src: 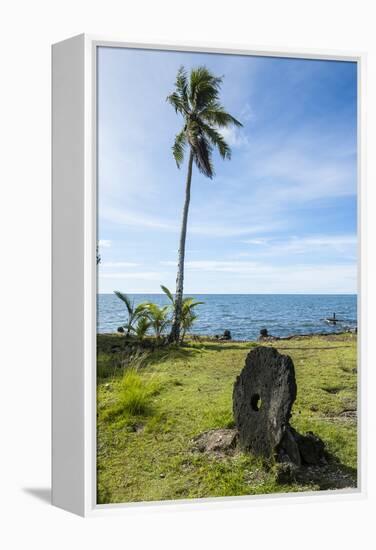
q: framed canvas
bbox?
[52,34,366,517]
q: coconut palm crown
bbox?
[167,66,242,177]
[167,66,242,342]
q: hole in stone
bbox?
[251,393,262,412]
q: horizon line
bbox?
[97,292,357,296]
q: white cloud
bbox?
[102,204,282,238]
[241,238,270,246]
[98,239,112,248]
[240,102,255,123]
[220,126,249,148]
[236,234,357,269]
[241,234,357,254]
[261,153,355,202]
[101,271,165,281]
[161,259,356,293]
[276,235,357,255]
[101,205,174,231]
[101,261,139,268]
[162,260,260,273]
[241,126,357,208]
[189,222,280,238]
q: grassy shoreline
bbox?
[97,332,357,504]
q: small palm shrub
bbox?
[114,291,150,336]
[144,303,170,340]
[181,308,197,342]
[134,316,151,340]
[161,285,203,342]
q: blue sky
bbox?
[97,47,357,294]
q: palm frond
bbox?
[199,122,231,160]
[182,312,197,326]
[134,316,151,339]
[172,129,187,168]
[143,302,167,319]
[175,66,189,104]
[190,132,214,178]
[114,291,133,316]
[134,302,151,316]
[200,104,243,128]
[144,302,171,338]
[189,67,223,111]
[182,298,204,311]
[166,91,187,115]
[161,285,174,303]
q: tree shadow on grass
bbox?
[271,345,353,351]
[146,345,202,364]
[184,342,255,352]
[130,341,254,367]
[292,453,357,491]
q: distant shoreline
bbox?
[97,292,357,296]
[96,329,357,342]
[97,294,357,340]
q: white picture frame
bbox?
[52,34,366,517]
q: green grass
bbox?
[101,368,161,422]
[96,332,357,504]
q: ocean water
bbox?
[97,294,357,341]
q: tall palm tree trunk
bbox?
[169,150,194,342]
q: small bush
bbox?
[120,369,157,415]
[103,368,160,421]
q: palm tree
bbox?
[166,66,242,342]
[161,285,203,342]
[114,291,149,337]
